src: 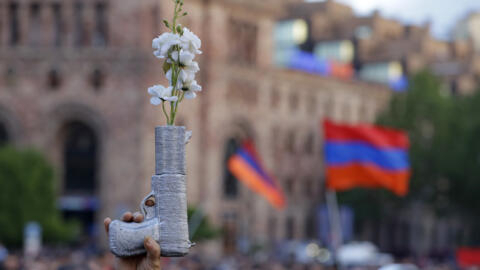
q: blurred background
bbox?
[0,0,480,269]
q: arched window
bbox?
[63,121,97,193]
[223,138,239,198]
[61,120,99,237]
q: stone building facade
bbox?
[0,0,390,254]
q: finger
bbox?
[122,212,134,222]
[133,212,144,223]
[104,218,111,234]
[144,236,161,268]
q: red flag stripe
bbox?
[324,120,409,149]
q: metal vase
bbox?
[153,126,191,256]
[108,126,191,257]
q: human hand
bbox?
[104,212,161,270]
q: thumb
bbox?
[144,236,161,268]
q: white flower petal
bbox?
[152,33,181,59]
[184,91,197,99]
[179,50,194,65]
[180,27,202,55]
[191,81,202,92]
[166,69,173,82]
[148,85,160,96]
[164,96,179,102]
[150,97,162,106]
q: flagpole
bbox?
[326,189,343,269]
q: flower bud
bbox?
[163,20,170,28]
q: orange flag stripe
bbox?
[228,156,286,209]
[327,163,410,196]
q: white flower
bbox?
[169,50,195,66]
[181,79,202,99]
[166,69,183,89]
[180,27,202,55]
[148,85,178,104]
[166,60,200,89]
[152,33,181,59]
[183,61,199,74]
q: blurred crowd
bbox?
[0,245,475,270]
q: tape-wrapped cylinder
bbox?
[152,174,190,256]
[155,126,186,175]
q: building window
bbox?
[289,92,299,112]
[342,103,352,122]
[271,126,280,160]
[9,2,20,46]
[74,2,86,47]
[270,88,280,109]
[223,138,239,198]
[90,68,105,91]
[305,132,314,155]
[61,120,98,236]
[305,213,316,239]
[304,177,314,198]
[228,18,258,66]
[93,2,108,47]
[0,122,9,146]
[268,216,277,242]
[5,67,16,87]
[286,130,295,153]
[285,177,294,196]
[52,3,63,47]
[29,3,42,46]
[286,217,295,239]
[222,213,237,255]
[307,95,316,114]
[0,4,3,46]
[47,69,61,90]
[63,121,98,193]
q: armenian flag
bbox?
[323,120,410,196]
[228,140,286,209]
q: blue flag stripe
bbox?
[237,149,276,187]
[325,141,409,170]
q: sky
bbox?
[306,0,480,39]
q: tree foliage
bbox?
[187,206,220,242]
[0,147,78,247]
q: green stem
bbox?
[162,101,170,124]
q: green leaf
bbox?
[163,61,172,74]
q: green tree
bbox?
[187,206,220,242]
[0,147,78,247]
[339,70,480,245]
